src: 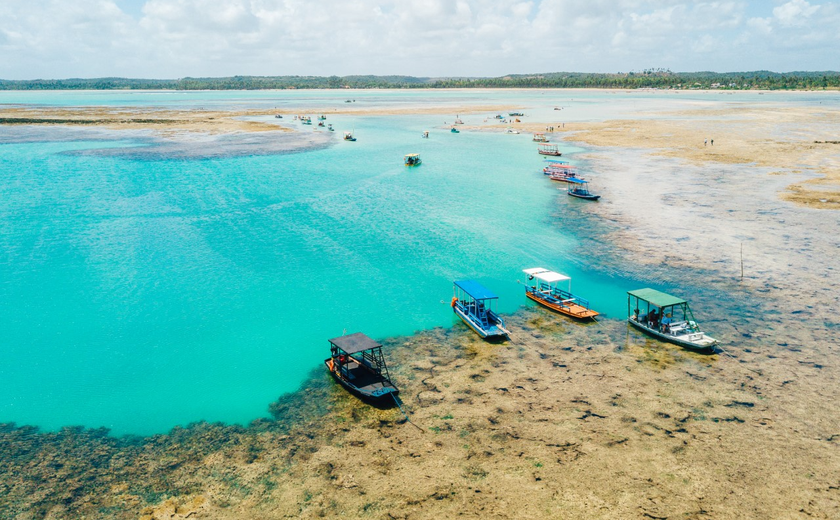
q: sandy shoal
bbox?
[0,104,513,136]
[474,105,840,209]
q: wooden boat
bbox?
[450,127,460,133]
[627,288,718,352]
[343,131,356,141]
[532,133,549,143]
[522,268,599,320]
[566,178,600,200]
[325,333,399,401]
[538,143,561,156]
[404,153,421,166]
[452,280,509,339]
[454,116,464,125]
[509,112,524,117]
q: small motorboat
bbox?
[344,131,356,141]
[538,143,561,156]
[451,280,509,339]
[566,178,600,200]
[505,128,520,134]
[627,289,717,352]
[509,112,524,117]
[521,268,598,320]
[450,127,460,133]
[404,153,422,166]
[327,124,334,131]
[274,114,283,119]
[422,131,429,138]
[325,333,399,401]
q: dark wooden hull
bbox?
[325,359,399,401]
[568,191,600,200]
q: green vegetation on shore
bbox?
[2,71,839,91]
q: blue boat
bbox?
[451,280,509,339]
[566,178,601,200]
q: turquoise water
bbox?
[1,89,834,435]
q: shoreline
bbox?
[2,96,839,518]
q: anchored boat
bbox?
[422,131,429,138]
[325,333,399,401]
[450,127,460,133]
[452,280,509,339]
[532,133,549,142]
[343,131,356,141]
[522,268,599,320]
[538,143,562,156]
[566,178,601,200]
[627,288,718,352]
[404,153,422,166]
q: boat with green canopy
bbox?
[627,288,717,352]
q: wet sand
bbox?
[2,95,839,519]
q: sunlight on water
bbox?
[2,89,828,434]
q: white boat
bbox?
[627,288,717,352]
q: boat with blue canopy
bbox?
[325,332,399,401]
[451,280,509,339]
[627,288,718,352]
[522,268,599,320]
[566,178,601,200]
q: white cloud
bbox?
[773,0,820,26]
[0,0,838,78]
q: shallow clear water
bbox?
[0,89,833,434]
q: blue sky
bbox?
[1,0,838,79]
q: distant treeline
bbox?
[2,71,839,90]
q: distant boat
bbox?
[404,153,422,166]
[450,127,460,133]
[327,124,334,131]
[627,289,717,352]
[325,332,399,401]
[421,130,429,138]
[521,268,598,320]
[504,128,520,134]
[538,143,561,156]
[454,115,464,124]
[509,112,524,117]
[532,133,549,142]
[566,178,600,200]
[274,114,283,119]
[452,280,509,339]
[344,131,356,141]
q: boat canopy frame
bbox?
[523,267,593,312]
[627,288,698,331]
[453,280,505,334]
[328,332,393,385]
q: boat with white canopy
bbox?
[522,268,599,320]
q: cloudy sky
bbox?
[1,0,837,79]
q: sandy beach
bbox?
[1,93,839,519]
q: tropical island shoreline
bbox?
[1,94,838,519]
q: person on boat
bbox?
[661,313,672,332]
[648,308,659,328]
[631,308,640,320]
